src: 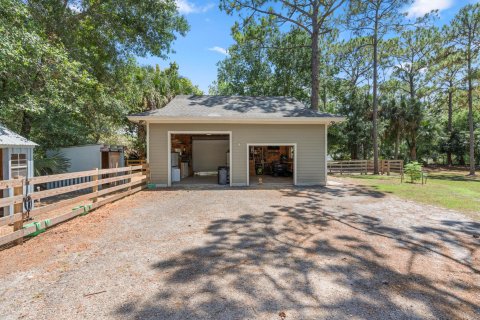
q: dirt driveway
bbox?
[0,179,479,319]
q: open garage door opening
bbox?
[248,145,296,186]
[169,133,231,186]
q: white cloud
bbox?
[208,46,228,56]
[407,0,453,18]
[176,0,214,15]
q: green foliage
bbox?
[0,0,89,136]
[34,152,70,176]
[218,0,346,109]
[211,19,335,107]
[125,63,203,158]
[447,3,480,174]
[404,162,423,183]
[0,0,197,158]
[213,1,479,167]
[1,0,479,168]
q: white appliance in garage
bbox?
[171,168,180,182]
[171,152,179,167]
[171,152,180,182]
[180,162,189,178]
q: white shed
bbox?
[45,144,125,189]
[48,144,125,172]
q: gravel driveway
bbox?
[0,179,479,319]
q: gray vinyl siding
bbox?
[148,123,326,186]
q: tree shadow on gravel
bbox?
[115,186,479,319]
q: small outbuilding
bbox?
[0,124,37,216]
[45,144,125,189]
[0,124,36,181]
[49,144,125,173]
[128,95,343,187]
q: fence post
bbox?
[13,184,24,245]
[387,161,391,176]
[145,164,150,183]
[92,168,99,203]
[401,161,404,182]
[128,166,132,191]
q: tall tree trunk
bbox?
[322,84,327,111]
[20,110,32,138]
[447,87,453,166]
[408,79,418,162]
[467,39,475,175]
[409,74,415,100]
[394,130,400,160]
[311,26,319,110]
[137,124,147,159]
[372,14,379,174]
[410,138,417,161]
[350,143,358,160]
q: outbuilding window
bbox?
[11,153,27,178]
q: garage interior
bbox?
[170,134,230,185]
[249,145,294,186]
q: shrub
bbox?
[34,152,70,176]
[404,161,422,183]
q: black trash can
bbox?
[218,166,228,185]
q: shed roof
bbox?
[128,95,344,124]
[0,124,37,147]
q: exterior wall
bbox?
[50,145,102,172]
[148,123,326,186]
[192,139,229,172]
[3,147,35,180]
[1,146,35,216]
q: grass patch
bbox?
[338,171,480,220]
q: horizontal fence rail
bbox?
[328,160,404,175]
[0,164,149,247]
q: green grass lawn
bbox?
[338,171,480,220]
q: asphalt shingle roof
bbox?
[0,124,37,147]
[129,95,341,119]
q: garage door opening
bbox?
[169,132,231,186]
[248,145,296,186]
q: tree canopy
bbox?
[0,0,198,157]
[212,2,480,173]
[1,0,478,174]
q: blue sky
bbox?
[136,0,477,93]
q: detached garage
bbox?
[128,95,343,187]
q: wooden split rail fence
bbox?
[328,160,404,175]
[0,164,149,247]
